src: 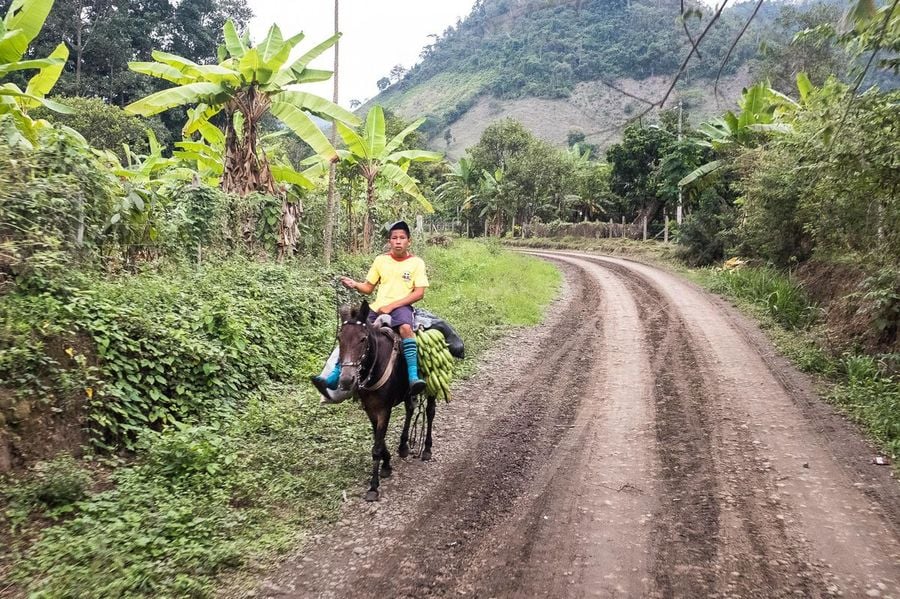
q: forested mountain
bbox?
[371,0,851,156]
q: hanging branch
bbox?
[658,0,730,109]
[680,0,702,59]
[583,1,730,139]
[714,0,765,103]
[829,0,899,148]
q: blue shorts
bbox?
[368,305,415,329]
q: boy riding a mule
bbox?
[312,220,428,403]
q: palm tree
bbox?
[435,157,481,235]
[125,20,360,257]
[335,106,442,250]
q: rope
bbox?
[409,394,428,457]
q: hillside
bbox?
[370,0,822,157]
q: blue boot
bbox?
[311,363,349,404]
[402,338,426,396]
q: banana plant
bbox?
[679,80,801,191]
[0,0,73,147]
[125,20,360,259]
[125,20,359,197]
[173,109,315,192]
[331,105,442,250]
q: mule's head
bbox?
[337,302,372,391]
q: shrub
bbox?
[31,97,171,162]
[4,454,91,525]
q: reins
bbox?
[339,319,401,393]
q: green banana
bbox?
[416,327,456,402]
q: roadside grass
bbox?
[1,239,559,597]
[510,236,900,467]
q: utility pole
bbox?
[676,99,683,226]
[323,0,340,265]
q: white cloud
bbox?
[248,0,477,108]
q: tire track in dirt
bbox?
[551,251,900,598]
[250,251,900,599]
[452,253,658,598]
[591,258,820,598]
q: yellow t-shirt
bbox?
[365,253,429,311]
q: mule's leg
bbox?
[366,411,390,501]
[422,395,436,461]
[398,396,415,459]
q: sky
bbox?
[248,0,478,108]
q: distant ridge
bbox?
[364,0,803,156]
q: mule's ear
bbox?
[359,300,370,323]
[339,304,352,323]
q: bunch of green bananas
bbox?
[416,328,455,402]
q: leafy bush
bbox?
[3,455,91,528]
[30,97,171,162]
[139,424,237,481]
[676,188,739,266]
[0,129,120,286]
[853,268,900,346]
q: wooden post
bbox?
[621,216,626,239]
[75,193,85,247]
[642,215,647,241]
[608,218,613,238]
[664,211,669,243]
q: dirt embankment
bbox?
[246,251,900,599]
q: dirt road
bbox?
[253,251,900,599]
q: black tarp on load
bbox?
[413,307,465,359]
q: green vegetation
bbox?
[1,240,559,596]
[31,96,171,160]
[380,69,498,124]
[2,0,898,593]
[379,0,855,135]
[705,266,818,330]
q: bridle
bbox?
[339,319,372,373]
[339,317,401,393]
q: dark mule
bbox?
[337,301,437,501]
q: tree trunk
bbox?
[221,87,276,196]
[362,175,376,252]
[220,87,303,260]
[323,0,340,265]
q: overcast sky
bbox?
[248,0,478,108]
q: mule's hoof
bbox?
[421,450,432,461]
[365,490,379,502]
[398,445,410,459]
[380,466,392,478]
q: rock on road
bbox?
[250,251,900,599]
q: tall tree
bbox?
[11,0,252,104]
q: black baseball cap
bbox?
[387,220,411,236]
